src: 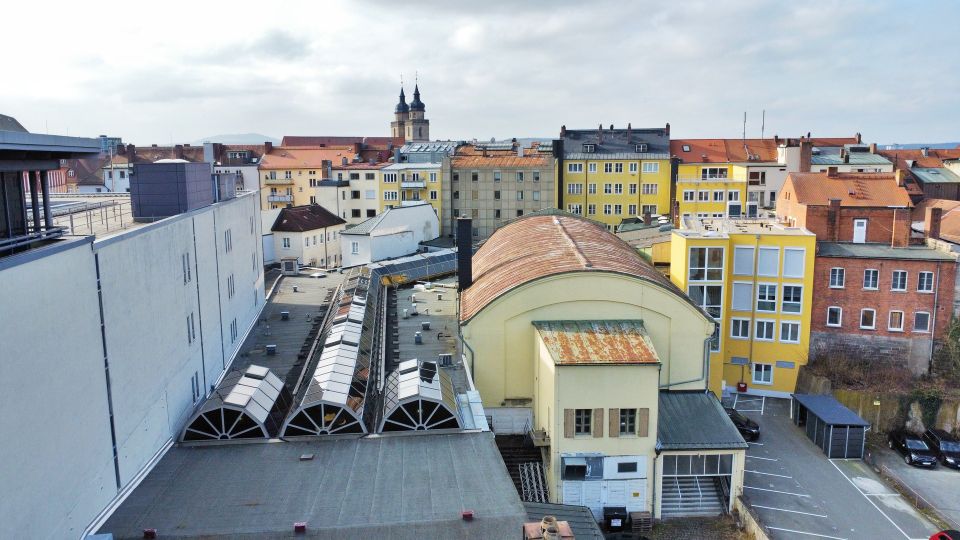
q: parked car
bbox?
[723,407,760,441]
[888,430,938,467]
[923,429,960,469]
[931,530,960,540]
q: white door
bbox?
[853,219,867,243]
[604,480,627,507]
[625,479,647,512]
[583,481,603,519]
[562,481,583,506]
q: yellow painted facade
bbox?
[260,168,320,210]
[560,158,672,229]
[675,164,750,219]
[380,164,443,221]
[669,219,816,397]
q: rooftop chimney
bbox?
[828,198,841,242]
[456,218,473,291]
[643,212,652,225]
[925,206,943,240]
[827,166,838,176]
[341,157,348,166]
[126,144,136,160]
[665,122,670,136]
[174,144,184,159]
[517,145,524,158]
[264,141,273,153]
[895,169,906,187]
[856,132,862,144]
[799,141,812,172]
[921,147,930,157]
[609,124,614,130]
[560,125,566,138]
[774,135,780,145]
[869,142,877,154]
[598,123,603,145]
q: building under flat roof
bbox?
[98,433,525,539]
[677,217,815,238]
[816,242,956,261]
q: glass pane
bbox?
[662,455,677,476]
[719,454,733,475]
[676,455,691,476]
[705,454,720,475]
[691,455,706,476]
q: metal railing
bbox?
[877,462,960,530]
[267,195,293,202]
[52,200,137,236]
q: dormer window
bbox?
[636,143,649,153]
[582,144,595,153]
[682,145,691,152]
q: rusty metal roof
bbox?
[533,320,659,365]
[459,213,693,323]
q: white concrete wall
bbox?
[0,240,117,539]
[273,226,344,269]
[0,191,265,540]
[339,204,439,267]
[341,234,373,268]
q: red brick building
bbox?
[777,171,914,246]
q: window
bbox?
[627,204,637,215]
[533,191,540,201]
[568,204,582,215]
[452,172,459,182]
[619,408,636,435]
[494,190,501,200]
[430,190,437,200]
[757,247,779,276]
[224,229,233,253]
[582,143,595,153]
[471,190,478,200]
[517,191,525,201]
[642,162,658,173]
[860,308,876,329]
[827,307,842,327]
[629,163,638,173]
[284,170,292,179]
[830,268,845,288]
[757,284,777,312]
[688,247,724,281]
[889,311,904,332]
[780,321,800,343]
[430,172,437,183]
[282,237,290,248]
[365,172,376,180]
[892,270,907,291]
[731,318,751,339]
[918,271,934,292]
[383,173,398,183]
[384,190,398,201]
[587,204,596,215]
[701,167,728,179]
[641,183,657,195]
[588,163,597,173]
[755,320,775,340]
[614,183,624,194]
[182,252,191,284]
[603,204,612,215]
[615,163,623,173]
[351,209,361,218]
[863,269,879,290]
[732,282,753,311]
[351,241,359,255]
[727,190,740,201]
[350,172,360,181]
[914,312,931,332]
[783,248,805,278]
[733,246,754,275]
[629,183,638,195]
[452,191,459,200]
[618,462,638,473]
[494,209,502,219]
[516,209,524,217]
[191,371,201,403]
[574,409,591,435]
[568,163,583,173]
[350,190,361,199]
[568,183,583,194]
[604,183,612,194]
[698,190,709,202]
[604,163,613,173]
[533,171,540,182]
[713,190,725,202]
[683,190,695,202]
[753,363,773,385]
[782,285,802,313]
[516,171,524,182]
[749,171,766,186]
[471,172,479,182]
[688,284,722,351]
[614,204,622,214]
[186,312,196,344]
[367,209,376,217]
[588,183,597,194]
[229,318,238,343]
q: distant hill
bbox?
[881,142,960,150]
[192,133,279,145]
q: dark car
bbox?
[888,430,938,467]
[724,407,759,441]
[923,429,960,469]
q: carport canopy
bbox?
[792,394,870,458]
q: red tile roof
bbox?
[460,213,692,322]
[280,136,404,150]
[259,146,357,169]
[877,148,960,170]
[913,199,960,243]
[671,138,779,163]
[271,205,346,232]
[785,172,912,207]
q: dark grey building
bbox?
[130,161,236,221]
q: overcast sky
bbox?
[4,0,958,145]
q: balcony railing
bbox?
[400,181,426,189]
[401,200,428,207]
[263,177,293,185]
[267,194,293,202]
[676,176,746,184]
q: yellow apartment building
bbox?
[380,162,443,221]
[459,212,747,519]
[257,145,358,210]
[674,162,750,219]
[670,218,816,397]
[558,125,673,230]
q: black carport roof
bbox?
[792,394,870,426]
[658,391,748,451]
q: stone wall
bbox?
[810,331,933,375]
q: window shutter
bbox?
[563,409,574,438]
[593,408,604,438]
[609,408,620,438]
[637,408,650,437]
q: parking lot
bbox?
[727,395,937,540]
[872,440,960,530]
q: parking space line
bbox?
[761,395,766,415]
[767,527,847,539]
[746,469,792,478]
[865,493,902,497]
[744,485,810,497]
[753,505,827,518]
[737,409,762,413]
[827,459,914,540]
[748,441,764,446]
[733,393,739,408]
[747,455,778,461]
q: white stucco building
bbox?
[270,204,347,268]
[340,202,440,268]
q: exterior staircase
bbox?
[660,477,726,518]
[495,435,543,498]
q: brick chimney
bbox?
[892,208,911,247]
[264,141,273,153]
[841,149,849,164]
[869,143,877,154]
[174,144,184,159]
[925,206,943,240]
[856,132,862,144]
[126,144,136,160]
[665,122,671,136]
[827,166,838,177]
[828,198,841,241]
[626,123,632,139]
[643,212,652,225]
[560,125,566,138]
[921,147,929,157]
[799,141,812,172]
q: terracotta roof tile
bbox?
[280,136,404,150]
[913,198,960,243]
[785,172,912,207]
[260,146,357,169]
[460,213,696,322]
[671,138,778,163]
[877,148,960,170]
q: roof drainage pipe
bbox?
[658,335,712,390]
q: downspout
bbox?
[929,261,941,374]
[745,234,760,387]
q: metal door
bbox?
[853,219,867,243]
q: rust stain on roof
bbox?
[460,213,690,322]
[533,320,659,365]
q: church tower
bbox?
[406,84,429,142]
[390,87,409,140]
